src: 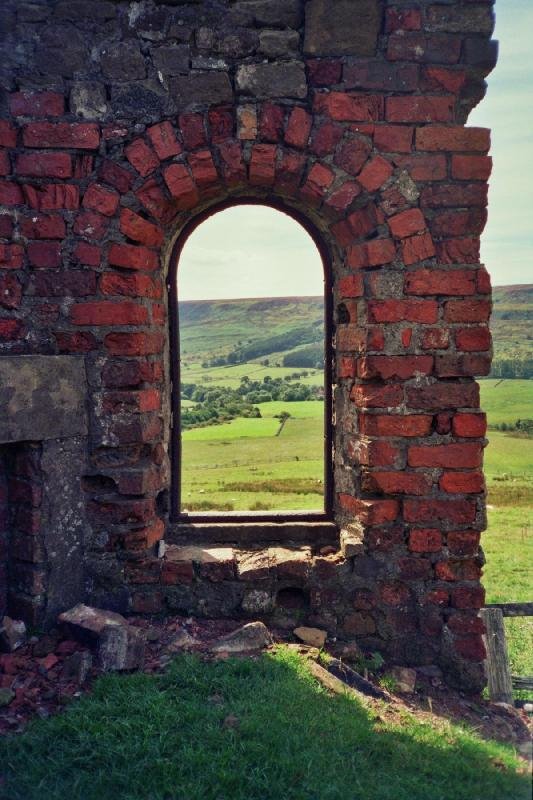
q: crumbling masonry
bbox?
[0,0,497,691]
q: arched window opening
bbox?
[170,203,332,521]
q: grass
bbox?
[0,648,529,800]
[479,379,533,426]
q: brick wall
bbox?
[0,0,496,690]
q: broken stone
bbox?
[165,629,199,652]
[169,72,233,110]
[165,545,235,581]
[304,0,381,57]
[0,688,15,708]
[237,550,271,581]
[97,624,146,672]
[340,528,364,558]
[70,82,108,120]
[58,604,128,645]
[0,617,27,653]
[210,622,272,655]
[152,45,190,75]
[270,546,311,580]
[294,626,327,649]
[390,666,417,693]
[61,650,92,684]
[259,29,299,57]
[236,62,307,99]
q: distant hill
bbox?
[179,285,532,377]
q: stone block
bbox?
[70,83,108,120]
[100,43,146,81]
[304,0,381,57]
[232,0,303,29]
[236,62,307,99]
[0,356,88,444]
[58,604,127,645]
[111,81,168,119]
[97,624,146,672]
[259,29,299,57]
[151,45,190,76]
[169,73,232,109]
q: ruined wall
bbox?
[0,0,496,690]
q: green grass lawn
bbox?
[0,648,528,800]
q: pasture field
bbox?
[479,379,533,426]
[181,360,324,389]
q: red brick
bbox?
[338,274,364,298]
[447,530,480,557]
[368,299,438,324]
[98,160,134,194]
[314,92,383,122]
[100,272,160,299]
[338,494,399,524]
[0,274,22,309]
[451,586,485,609]
[104,331,164,356]
[101,359,163,388]
[423,67,466,94]
[0,122,17,148]
[16,152,72,179]
[125,138,159,177]
[401,232,435,265]
[0,319,25,341]
[408,443,482,468]
[179,113,206,150]
[162,560,194,585]
[437,411,455,436]
[405,268,475,296]
[31,270,97,297]
[359,413,432,437]
[476,267,491,294]
[416,126,490,152]
[452,413,486,438]
[421,327,450,349]
[108,243,158,272]
[437,237,480,265]
[82,183,119,217]
[146,121,181,160]
[398,557,432,580]
[0,151,11,175]
[285,107,312,149]
[55,331,97,352]
[430,208,487,238]
[358,355,433,380]
[336,325,366,351]
[436,559,481,583]
[444,300,489,323]
[324,181,361,215]
[22,122,100,149]
[347,239,396,268]
[408,529,442,553]
[334,137,372,176]
[374,125,413,153]
[357,156,393,191]
[104,389,161,415]
[453,634,486,661]
[447,613,485,636]
[20,213,65,240]
[424,588,449,606]
[421,183,487,209]
[163,163,199,208]
[136,179,172,222]
[23,183,79,211]
[395,153,447,181]
[73,241,101,266]
[0,243,24,269]
[440,471,484,494]
[386,96,454,123]
[249,144,276,186]
[0,216,13,237]
[310,121,343,157]
[27,240,61,268]
[435,353,491,378]
[9,91,64,118]
[301,163,335,202]
[218,140,246,185]
[388,209,426,239]
[0,181,23,206]
[385,8,422,32]
[363,470,431,495]
[337,356,356,379]
[350,383,403,408]
[380,582,411,606]
[451,155,492,181]
[404,498,477,524]
[259,103,285,142]
[73,210,110,241]
[307,59,342,86]
[188,150,218,188]
[70,301,148,326]
[387,33,461,64]
[208,107,233,143]
[119,208,163,247]
[455,326,491,351]
[347,204,379,239]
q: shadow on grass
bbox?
[0,648,529,800]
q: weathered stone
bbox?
[294,626,327,648]
[304,0,381,57]
[389,666,417,693]
[236,61,307,99]
[191,56,228,71]
[169,72,233,108]
[165,629,200,652]
[111,81,168,119]
[238,551,270,581]
[259,29,300,57]
[165,545,236,581]
[61,650,92,683]
[210,621,272,654]
[0,356,87,444]
[70,82,108,120]
[58,604,127,645]
[97,624,146,671]
[269,547,311,580]
[340,528,364,558]
[100,43,146,81]
[241,589,273,614]
[151,45,190,75]
[0,617,26,652]
[0,688,15,707]
[232,0,303,29]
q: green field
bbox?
[479,379,533,426]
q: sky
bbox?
[179,1,533,301]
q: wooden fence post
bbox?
[480,607,513,704]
